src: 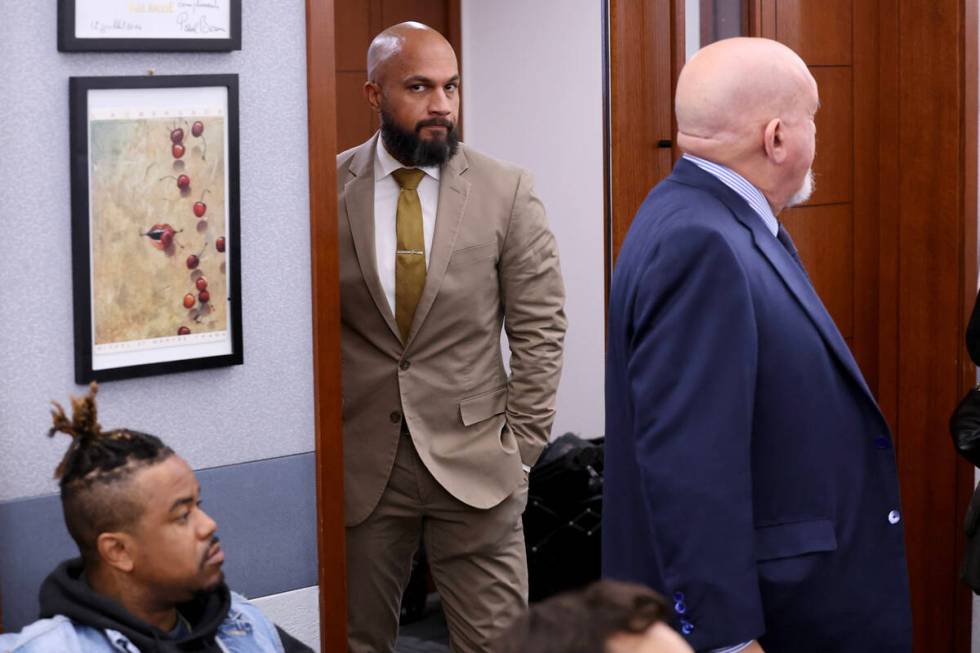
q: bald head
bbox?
[676,38,819,212]
[367,22,456,85]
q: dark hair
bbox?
[48,383,173,562]
[499,580,671,653]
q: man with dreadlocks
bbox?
[0,384,311,652]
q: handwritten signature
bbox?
[176,12,227,34]
[90,19,143,34]
[177,0,222,9]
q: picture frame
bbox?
[69,74,243,383]
[58,0,242,52]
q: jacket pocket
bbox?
[755,518,837,561]
[459,385,508,426]
[449,241,497,267]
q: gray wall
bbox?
[0,0,320,641]
[0,4,314,500]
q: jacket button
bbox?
[399,360,411,371]
[390,411,402,424]
[674,600,687,615]
[680,619,694,635]
[888,510,901,525]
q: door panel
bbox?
[805,66,853,206]
[774,0,852,65]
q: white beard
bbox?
[787,169,815,208]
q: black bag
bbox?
[950,383,980,593]
[961,482,980,593]
[950,384,980,467]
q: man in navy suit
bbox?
[603,38,912,653]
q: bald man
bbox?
[336,22,566,652]
[603,38,911,653]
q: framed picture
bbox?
[58,0,242,52]
[69,74,243,383]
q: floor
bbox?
[395,594,450,653]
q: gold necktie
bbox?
[391,167,427,341]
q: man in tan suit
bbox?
[337,21,566,653]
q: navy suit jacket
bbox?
[602,159,912,652]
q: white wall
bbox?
[461,0,606,440]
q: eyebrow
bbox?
[403,75,460,86]
[169,496,195,513]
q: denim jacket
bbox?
[0,592,285,653]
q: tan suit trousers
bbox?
[346,432,529,653]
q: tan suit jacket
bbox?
[337,134,566,527]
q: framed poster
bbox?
[58,0,242,52]
[69,74,243,383]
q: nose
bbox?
[429,88,451,116]
[198,507,218,539]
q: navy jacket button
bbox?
[888,510,901,524]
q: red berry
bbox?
[182,293,195,309]
[172,143,185,158]
[215,237,226,253]
[171,127,184,144]
[196,276,208,291]
[199,289,211,303]
[192,121,204,137]
[176,174,190,189]
[177,326,191,335]
[193,201,207,218]
[186,254,199,269]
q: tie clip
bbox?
[397,249,424,256]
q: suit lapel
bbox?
[404,148,471,348]
[342,136,401,342]
[672,160,875,402]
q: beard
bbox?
[787,169,815,207]
[380,109,459,167]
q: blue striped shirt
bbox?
[682,153,763,653]
[682,154,778,237]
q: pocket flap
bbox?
[755,519,837,561]
[459,386,508,426]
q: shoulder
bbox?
[0,616,88,652]
[226,592,282,643]
[457,144,529,189]
[336,138,373,173]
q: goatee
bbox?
[380,110,459,167]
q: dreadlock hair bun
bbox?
[47,382,172,488]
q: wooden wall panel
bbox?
[804,66,852,206]
[774,0,852,65]
[381,0,448,32]
[337,72,376,153]
[890,1,973,648]
[608,0,675,260]
[335,0,372,71]
[305,1,346,650]
[781,204,853,336]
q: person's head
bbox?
[50,383,224,605]
[364,21,460,167]
[500,580,694,653]
[675,37,819,214]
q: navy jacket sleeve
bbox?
[626,218,765,648]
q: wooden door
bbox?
[334,0,461,153]
[606,1,978,649]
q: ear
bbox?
[763,117,787,164]
[363,81,382,114]
[96,532,136,573]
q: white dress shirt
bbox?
[682,154,778,237]
[374,139,441,314]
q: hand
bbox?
[742,642,765,653]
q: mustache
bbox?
[415,118,454,132]
[200,535,221,568]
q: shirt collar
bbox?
[681,154,778,237]
[376,136,441,182]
